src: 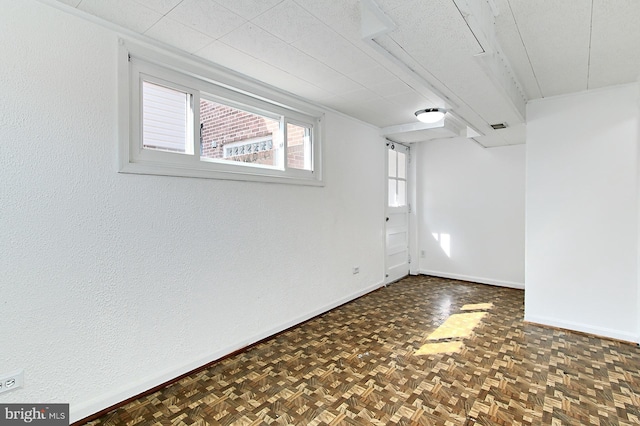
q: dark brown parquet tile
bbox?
[83,276,640,425]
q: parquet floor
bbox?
[84,275,640,425]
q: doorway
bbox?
[385,142,410,284]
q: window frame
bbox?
[118,40,324,186]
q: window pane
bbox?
[397,152,406,179]
[388,178,396,207]
[142,81,189,153]
[388,150,397,177]
[287,123,312,170]
[397,180,406,206]
[200,98,281,167]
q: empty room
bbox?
[1,0,639,424]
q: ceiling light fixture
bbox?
[415,108,446,123]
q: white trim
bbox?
[418,269,525,290]
[70,279,386,423]
[119,40,323,186]
[524,314,640,344]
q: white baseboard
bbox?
[418,269,524,290]
[524,314,640,344]
[71,280,386,423]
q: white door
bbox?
[385,142,410,284]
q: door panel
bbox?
[385,143,409,284]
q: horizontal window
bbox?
[119,41,323,185]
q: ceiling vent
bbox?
[490,123,507,130]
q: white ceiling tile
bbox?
[326,101,378,124]
[319,95,408,127]
[166,0,245,39]
[316,94,350,111]
[219,22,357,90]
[56,0,82,7]
[132,0,182,15]
[347,65,397,87]
[196,41,331,101]
[78,0,163,33]
[317,75,365,96]
[213,0,282,20]
[251,0,324,44]
[340,99,409,127]
[292,27,379,75]
[219,22,289,63]
[384,90,433,111]
[212,27,349,100]
[220,22,342,84]
[340,88,381,103]
[259,73,332,102]
[293,0,361,42]
[220,23,315,75]
[196,39,262,71]
[368,79,413,98]
[144,17,214,53]
[588,0,640,89]
[507,0,591,97]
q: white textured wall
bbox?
[525,84,639,342]
[0,1,385,421]
[415,138,525,288]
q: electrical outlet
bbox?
[0,370,24,395]
[420,250,426,258]
[352,266,360,274]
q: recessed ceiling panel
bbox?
[493,0,543,99]
[507,0,591,97]
[387,0,483,59]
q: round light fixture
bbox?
[415,108,446,123]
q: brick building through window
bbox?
[200,99,308,170]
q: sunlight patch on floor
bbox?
[461,302,494,311]
[416,302,492,355]
[426,312,487,340]
[415,341,464,355]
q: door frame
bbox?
[384,141,413,285]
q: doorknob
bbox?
[386,217,389,222]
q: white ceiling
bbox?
[51,0,640,147]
